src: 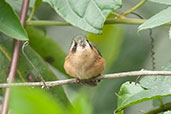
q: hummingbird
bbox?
[64,35,105,86]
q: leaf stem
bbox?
[145,102,171,114]
[26,18,171,27]
[27,1,36,21]
[1,0,30,114]
[26,18,146,26]
[158,98,164,106]
[121,0,147,16]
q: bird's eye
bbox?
[71,41,77,53]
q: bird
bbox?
[64,35,105,86]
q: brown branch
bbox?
[0,70,171,88]
[1,0,30,114]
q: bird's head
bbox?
[69,35,93,54]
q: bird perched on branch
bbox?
[64,35,105,86]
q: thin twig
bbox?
[144,101,171,114]
[1,0,30,114]
[149,29,155,70]
[27,1,36,21]
[121,0,147,16]
[26,18,171,26]
[22,41,47,88]
[0,70,171,88]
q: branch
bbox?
[145,102,171,114]
[0,70,171,88]
[26,18,171,26]
[1,0,30,114]
[26,18,145,26]
[121,0,147,16]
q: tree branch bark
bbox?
[0,70,171,88]
[1,0,30,114]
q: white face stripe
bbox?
[69,38,95,55]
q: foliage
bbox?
[43,0,122,34]
[0,0,28,40]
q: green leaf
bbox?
[0,33,70,106]
[117,82,144,107]
[138,7,171,31]
[115,62,171,113]
[0,0,28,40]
[87,25,123,72]
[115,82,171,113]
[10,87,66,114]
[149,0,171,5]
[25,26,67,75]
[140,62,171,89]
[71,93,93,114]
[164,111,171,114]
[43,0,122,34]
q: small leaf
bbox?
[149,0,171,5]
[10,87,66,114]
[138,7,171,31]
[43,0,122,34]
[0,0,28,40]
[117,82,144,107]
[115,82,171,113]
[115,62,171,113]
[87,25,123,72]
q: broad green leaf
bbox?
[149,0,171,5]
[0,34,70,106]
[43,0,122,34]
[10,87,66,114]
[115,82,171,113]
[25,26,67,75]
[138,7,171,31]
[115,62,171,113]
[87,25,123,72]
[0,0,28,40]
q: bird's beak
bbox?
[80,40,86,47]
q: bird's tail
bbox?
[80,79,101,86]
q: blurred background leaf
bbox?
[71,91,93,114]
[26,26,68,77]
[164,111,171,114]
[87,25,123,72]
[0,0,28,40]
[0,33,70,106]
[10,87,66,114]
